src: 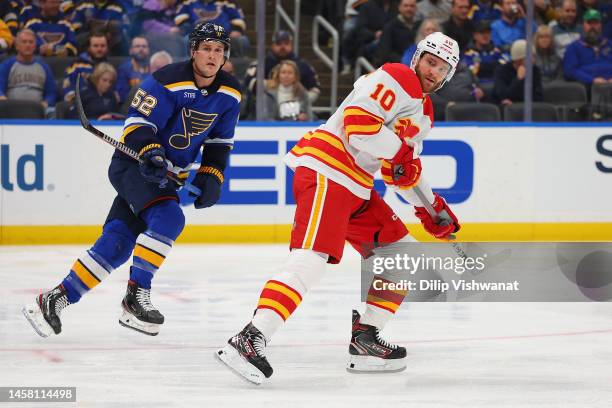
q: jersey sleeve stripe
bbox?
[120,124,144,142]
[164,81,198,91]
[218,86,241,102]
[124,117,158,132]
[343,106,384,138]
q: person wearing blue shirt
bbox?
[563,9,612,85]
[0,29,57,109]
[491,0,536,51]
[462,20,506,85]
[20,0,78,57]
[116,36,151,104]
[468,0,502,23]
[23,23,242,339]
[62,32,109,101]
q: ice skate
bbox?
[119,280,164,336]
[215,323,273,385]
[347,310,407,373]
[22,285,70,338]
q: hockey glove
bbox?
[414,193,460,240]
[138,144,168,184]
[381,142,422,189]
[190,166,224,209]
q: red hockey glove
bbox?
[381,142,422,189]
[414,193,460,240]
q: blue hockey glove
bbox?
[138,144,168,184]
[190,166,223,209]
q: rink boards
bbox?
[0,121,611,244]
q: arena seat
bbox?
[503,102,561,122]
[445,102,501,122]
[0,100,46,119]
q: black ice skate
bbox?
[347,310,407,373]
[215,323,273,385]
[119,280,164,336]
[22,285,70,338]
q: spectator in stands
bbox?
[463,20,505,86]
[68,62,121,120]
[550,0,583,58]
[534,25,563,82]
[20,0,78,57]
[139,0,181,35]
[354,0,399,63]
[416,0,452,24]
[493,39,543,104]
[149,50,173,73]
[377,0,421,64]
[429,61,485,120]
[0,20,13,54]
[563,9,612,86]
[0,29,57,111]
[116,36,150,104]
[400,18,441,65]
[468,0,502,23]
[62,32,109,101]
[1,0,20,36]
[534,0,558,25]
[72,0,126,56]
[245,30,321,103]
[491,0,536,51]
[261,60,313,122]
[175,0,249,57]
[341,0,367,73]
[442,0,475,52]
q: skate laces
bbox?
[375,329,397,350]
[252,334,267,357]
[53,294,69,316]
[135,287,156,312]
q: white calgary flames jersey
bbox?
[284,63,435,200]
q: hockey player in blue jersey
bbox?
[22,22,241,337]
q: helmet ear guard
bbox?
[410,32,460,92]
[189,22,231,60]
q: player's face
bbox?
[415,53,450,93]
[193,40,226,78]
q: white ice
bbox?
[1,244,611,408]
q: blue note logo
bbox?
[0,145,44,191]
[169,108,217,149]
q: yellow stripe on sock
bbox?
[257,298,290,320]
[133,244,165,268]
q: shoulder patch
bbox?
[381,63,423,99]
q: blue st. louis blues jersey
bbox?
[120,60,241,169]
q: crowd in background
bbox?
[0,0,610,121]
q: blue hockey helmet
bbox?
[189,22,231,59]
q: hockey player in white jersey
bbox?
[216,32,462,384]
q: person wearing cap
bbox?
[493,39,543,105]
[441,0,475,52]
[377,0,422,64]
[491,0,537,51]
[244,30,321,106]
[550,0,583,59]
[463,20,505,88]
[563,8,612,86]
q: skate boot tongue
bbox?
[374,327,398,350]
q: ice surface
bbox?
[1,245,611,407]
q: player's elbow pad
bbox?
[123,126,159,154]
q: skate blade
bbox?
[346,354,407,374]
[214,345,265,385]
[118,310,160,336]
[21,304,53,338]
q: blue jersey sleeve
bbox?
[0,59,11,96]
[121,75,176,153]
[41,61,57,106]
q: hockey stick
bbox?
[75,75,202,196]
[412,184,467,259]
